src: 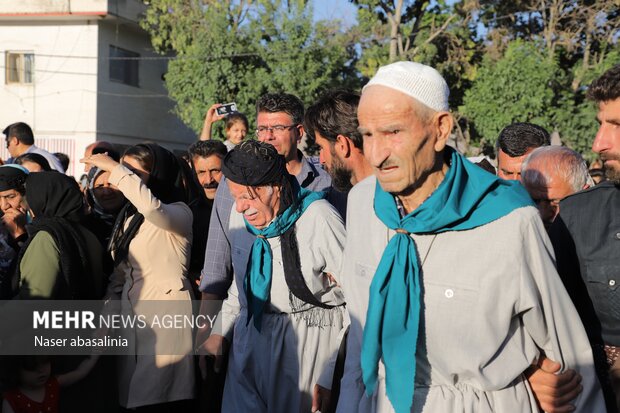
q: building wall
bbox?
[96,19,195,151]
[0,20,99,176]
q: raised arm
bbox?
[200,103,226,141]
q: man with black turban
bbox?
[203,140,347,413]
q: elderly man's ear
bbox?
[433,112,453,152]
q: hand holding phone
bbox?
[215,102,238,116]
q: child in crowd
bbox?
[2,355,99,413]
[199,103,249,151]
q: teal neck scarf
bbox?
[244,181,325,331]
[361,147,533,413]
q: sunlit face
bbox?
[523,165,576,228]
[497,148,534,181]
[316,131,352,192]
[226,121,248,145]
[592,98,620,183]
[0,189,24,212]
[20,160,43,173]
[192,154,223,200]
[19,361,51,389]
[256,111,302,162]
[92,171,125,213]
[227,180,280,229]
[122,156,150,183]
[358,86,439,196]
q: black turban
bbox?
[222,140,286,186]
[0,165,28,193]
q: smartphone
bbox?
[216,102,238,116]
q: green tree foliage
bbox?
[460,41,558,147]
[141,0,358,137]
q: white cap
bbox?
[363,61,450,112]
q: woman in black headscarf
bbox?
[82,143,195,412]
[14,172,105,299]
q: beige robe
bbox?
[107,164,195,409]
[337,176,605,413]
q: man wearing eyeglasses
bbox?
[195,93,341,390]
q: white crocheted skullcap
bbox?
[363,61,450,112]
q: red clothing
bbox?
[3,377,59,413]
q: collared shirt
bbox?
[549,181,620,346]
[9,145,65,173]
[199,155,335,296]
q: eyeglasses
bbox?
[255,124,297,138]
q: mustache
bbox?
[202,182,219,189]
[377,158,398,169]
[244,207,258,217]
[601,153,620,162]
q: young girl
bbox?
[200,103,249,151]
[2,355,99,413]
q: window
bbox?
[5,52,34,84]
[109,45,139,87]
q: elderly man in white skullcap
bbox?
[336,61,604,413]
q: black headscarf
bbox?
[109,143,188,266]
[14,172,94,299]
[0,164,28,193]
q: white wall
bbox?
[96,19,195,152]
[0,20,99,176]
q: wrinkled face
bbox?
[192,154,223,200]
[122,155,150,184]
[227,180,280,229]
[92,171,125,213]
[0,189,24,212]
[226,121,248,145]
[497,148,534,181]
[20,160,43,173]
[19,361,51,389]
[523,166,576,228]
[592,98,620,184]
[358,86,437,195]
[256,111,301,162]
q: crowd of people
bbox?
[0,61,618,413]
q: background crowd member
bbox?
[496,122,550,180]
[304,89,373,194]
[15,153,52,172]
[3,122,65,173]
[199,103,249,151]
[13,172,104,300]
[2,355,100,413]
[84,166,126,244]
[54,152,70,173]
[186,140,227,285]
[521,146,592,228]
[83,143,195,412]
[207,140,346,413]
[548,64,620,413]
[0,165,28,298]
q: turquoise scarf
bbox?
[361,147,533,413]
[244,181,325,331]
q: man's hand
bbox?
[197,334,229,378]
[525,356,583,412]
[2,207,26,239]
[312,384,332,413]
